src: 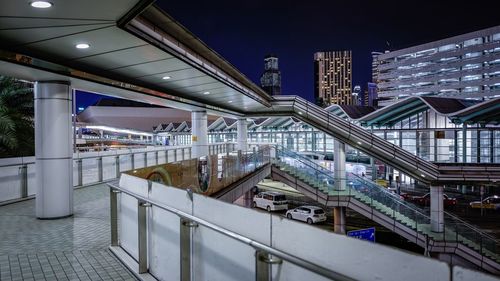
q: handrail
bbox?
[275,144,432,219]
[107,182,355,281]
[273,144,499,259]
[0,143,234,168]
[444,211,500,242]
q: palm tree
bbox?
[0,76,34,158]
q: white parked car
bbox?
[286,206,327,224]
[253,191,288,212]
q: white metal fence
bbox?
[0,143,235,204]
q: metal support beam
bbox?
[138,201,150,273]
[20,165,28,198]
[255,251,282,281]
[180,219,198,281]
[76,159,83,186]
[97,157,103,182]
[115,156,120,178]
[110,188,119,246]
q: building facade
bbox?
[314,51,353,106]
[373,26,500,106]
[260,54,281,96]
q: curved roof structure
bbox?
[353,97,500,127]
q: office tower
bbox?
[366,82,378,106]
[314,51,352,106]
[260,54,281,96]
[372,26,500,106]
[352,85,361,105]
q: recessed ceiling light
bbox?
[75,43,90,49]
[421,174,426,177]
[228,100,233,103]
[357,141,362,145]
[203,91,210,95]
[162,76,171,80]
[30,1,52,8]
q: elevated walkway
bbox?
[251,95,500,185]
[269,146,500,274]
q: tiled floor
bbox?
[0,184,137,281]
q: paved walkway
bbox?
[0,184,137,281]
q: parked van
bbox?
[252,191,288,212]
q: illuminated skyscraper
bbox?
[314,51,352,106]
[260,54,281,96]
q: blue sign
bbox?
[347,227,375,242]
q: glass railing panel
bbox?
[273,144,500,259]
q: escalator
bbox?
[270,145,500,274]
[250,96,500,185]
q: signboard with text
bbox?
[347,227,375,242]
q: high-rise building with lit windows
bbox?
[314,51,352,106]
[260,54,281,96]
[373,25,500,106]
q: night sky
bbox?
[77,0,500,108]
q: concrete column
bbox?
[430,185,444,232]
[237,118,248,151]
[191,111,208,158]
[334,139,346,191]
[333,207,346,234]
[370,157,377,180]
[35,81,73,219]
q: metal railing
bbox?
[273,145,500,264]
[0,143,235,204]
[107,181,355,281]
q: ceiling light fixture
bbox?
[75,43,90,49]
[30,1,52,8]
[162,76,171,80]
[228,100,233,103]
[203,91,210,95]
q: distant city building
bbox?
[314,51,352,106]
[352,85,361,105]
[260,54,281,96]
[372,26,500,106]
[366,82,378,107]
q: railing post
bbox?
[97,157,103,182]
[165,149,169,163]
[19,164,28,198]
[174,149,178,162]
[180,218,198,281]
[253,147,257,169]
[182,148,185,161]
[76,159,83,186]
[155,151,159,165]
[115,156,120,178]
[131,153,135,170]
[255,250,282,281]
[189,147,192,159]
[144,152,147,167]
[110,188,120,246]
[138,201,151,274]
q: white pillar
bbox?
[35,81,73,219]
[191,111,208,158]
[237,118,248,151]
[430,185,444,232]
[334,139,346,191]
[333,207,346,234]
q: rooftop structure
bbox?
[373,26,500,106]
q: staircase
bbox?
[270,145,500,274]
